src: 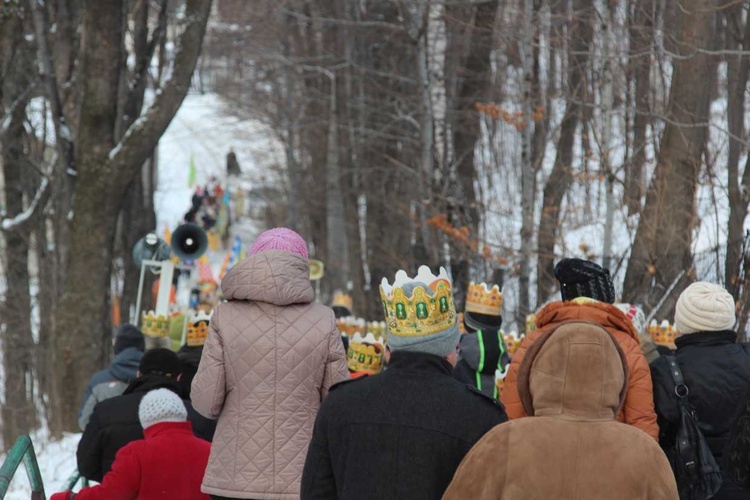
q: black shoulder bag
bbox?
[665,356,723,500]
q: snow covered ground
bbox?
[0,91,282,497]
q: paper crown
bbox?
[465,282,503,316]
[187,310,212,346]
[366,321,387,339]
[380,266,456,337]
[332,292,353,311]
[337,316,366,337]
[649,320,677,346]
[347,332,385,374]
[141,311,170,338]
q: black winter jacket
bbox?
[177,344,203,399]
[301,351,508,500]
[76,374,215,482]
[651,331,750,499]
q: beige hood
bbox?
[517,320,629,420]
[220,250,315,306]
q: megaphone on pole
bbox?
[171,223,208,262]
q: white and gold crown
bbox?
[465,282,503,316]
[141,311,170,338]
[332,292,354,311]
[380,266,456,337]
[337,316,366,337]
[347,332,385,374]
[187,310,212,346]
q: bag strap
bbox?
[665,355,691,401]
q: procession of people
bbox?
[53,227,750,500]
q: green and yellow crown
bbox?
[141,311,170,338]
[347,332,385,374]
[379,266,456,337]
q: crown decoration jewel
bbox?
[465,282,503,316]
[332,292,354,312]
[380,266,456,337]
[347,332,385,374]
[187,310,212,346]
[141,311,170,338]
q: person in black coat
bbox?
[651,282,750,500]
[301,271,507,499]
[77,348,215,482]
[454,307,509,399]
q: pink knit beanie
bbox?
[249,228,309,259]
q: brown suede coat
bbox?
[444,322,678,500]
[502,300,659,440]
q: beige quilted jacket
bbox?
[191,250,349,499]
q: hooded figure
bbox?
[444,321,678,500]
[191,228,349,499]
[78,324,145,430]
[502,259,659,440]
[454,327,509,399]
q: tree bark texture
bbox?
[622,0,716,312]
[50,0,212,433]
[624,0,653,214]
[724,4,750,298]
[536,0,594,305]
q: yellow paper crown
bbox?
[187,310,212,346]
[526,314,537,333]
[649,320,677,346]
[380,266,456,337]
[332,292,354,311]
[465,282,503,316]
[347,332,385,374]
[337,316,366,337]
[141,311,170,338]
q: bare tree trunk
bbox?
[624,0,653,214]
[536,0,593,305]
[725,4,750,299]
[50,0,212,434]
[622,0,716,312]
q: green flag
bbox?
[188,155,197,188]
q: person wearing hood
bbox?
[78,324,145,430]
[191,228,349,499]
[77,349,213,483]
[454,282,509,399]
[444,321,678,500]
[53,389,210,500]
[501,258,659,440]
[651,282,750,499]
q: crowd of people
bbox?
[52,227,750,500]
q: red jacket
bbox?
[52,422,210,500]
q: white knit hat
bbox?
[138,388,187,430]
[674,282,736,335]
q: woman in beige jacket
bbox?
[191,228,349,500]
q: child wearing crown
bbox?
[301,266,507,499]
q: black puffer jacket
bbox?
[454,329,509,398]
[301,351,508,500]
[77,374,215,482]
[651,331,750,499]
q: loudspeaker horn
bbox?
[171,223,208,262]
[133,233,172,269]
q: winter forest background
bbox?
[1,0,750,485]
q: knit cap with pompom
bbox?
[248,228,308,260]
[138,388,187,430]
[674,282,736,335]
